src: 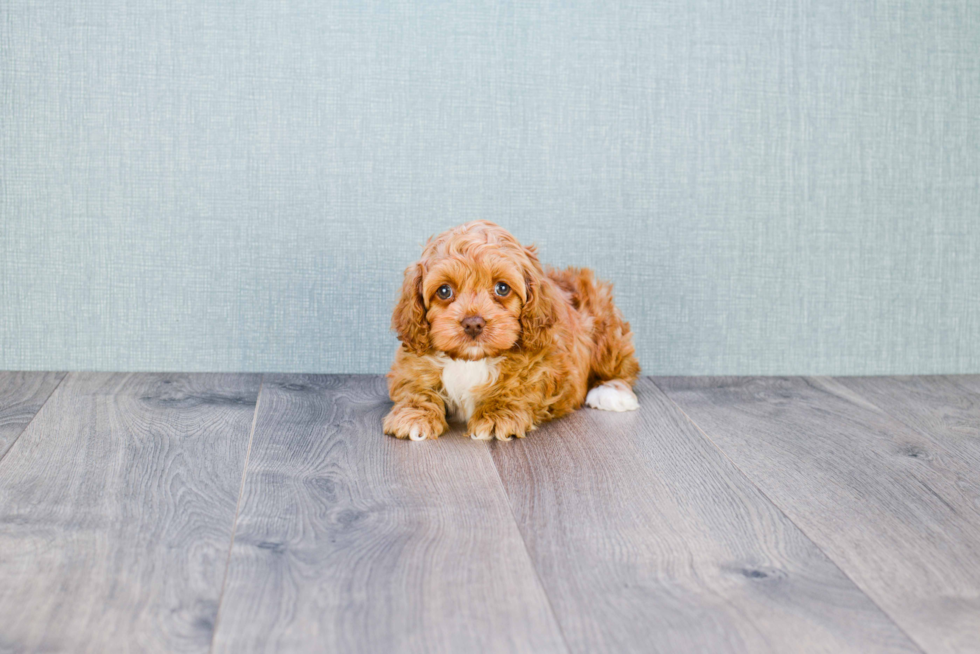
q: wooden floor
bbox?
[0,373,978,654]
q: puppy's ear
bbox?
[519,246,561,351]
[392,262,430,355]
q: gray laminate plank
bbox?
[0,372,261,654]
[210,375,568,654]
[948,375,980,401]
[488,378,920,654]
[656,376,980,654]
[831,375,980,468]
[0,371,65,460]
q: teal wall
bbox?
[2,1,978,375]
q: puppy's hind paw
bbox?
[585,381,639,412]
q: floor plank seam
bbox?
[484,440,574,654]
[0,371,68,469]
[208,377,265,654]
[648,378,929,654]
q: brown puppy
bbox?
[384,220,640,441]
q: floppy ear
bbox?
[519,247,561,351]
[391,262,430,355]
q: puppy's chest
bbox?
[434,357,501,422]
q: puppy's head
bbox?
[392,221,557,360]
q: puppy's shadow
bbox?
[442,422,472,440]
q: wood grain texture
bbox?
[210,375,568,654]
[657,376,980,654]
[948,375,980,395]
[0,372,261,654]
[833,375,980,465]
[489,378,920,654]
[0,371,65,460]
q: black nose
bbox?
[461,316,486,338]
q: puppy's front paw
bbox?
[468,411,533,442]
[383,404,447,441]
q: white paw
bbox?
[408,426,427,441]
[585,381,639,412]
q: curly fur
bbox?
[384,220,640,441]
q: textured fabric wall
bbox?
[2,1,978,375]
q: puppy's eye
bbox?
[494,282,511,297]
[436,285,454,301]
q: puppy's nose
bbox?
[461,315,486,338]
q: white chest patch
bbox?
[428,355,501,422]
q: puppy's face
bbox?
[422,254,526,360]
[392,221,553,360]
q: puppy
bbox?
[383,220,640,441]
